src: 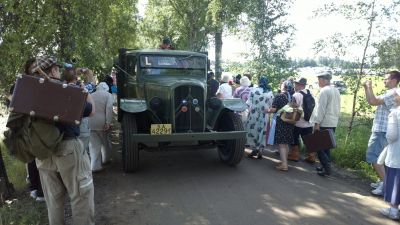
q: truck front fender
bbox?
[120,98,147,113]
[206,98,247,129]
[221,98,247,112]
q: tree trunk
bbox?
[346,0,376,143]
[0,148,14,204]
[215,30,223,80]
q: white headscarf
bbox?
[96,82,109,92]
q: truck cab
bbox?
[115,49,247,172]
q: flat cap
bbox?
[316,71,332,80]
[30,56,61,73]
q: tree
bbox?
[376,37,400,69]
[242,0,295,87]
[0,0,138,89]
[139,0,211,51]
[313,0,400,140]
[206,0,246,79]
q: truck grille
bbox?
[174,85,205,132]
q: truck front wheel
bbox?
[121,113,139,172]
[216,111,245,166]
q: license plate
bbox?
[150,124,172,135]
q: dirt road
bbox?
[93,139,396,225]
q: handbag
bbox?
[267,114,277,145]
[281,108,302,124]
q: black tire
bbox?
[216,111,245,166]
[121,113,139,172]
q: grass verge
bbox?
[0,142,48,225]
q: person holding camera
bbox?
[76,67,96,93]
[63,66,96,156]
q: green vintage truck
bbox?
[115,48,247,172]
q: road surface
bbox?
[93,140,395,225]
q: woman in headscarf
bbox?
[89,82,114,172]
[245,76,274,158]
[234,76,252,122]
[266,80,295,171]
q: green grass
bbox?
[0,143,48,225]
[0,195,48,225]
[332,114,378,180]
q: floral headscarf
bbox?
[258,76,271,93]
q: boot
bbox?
[305,152,316,163]
[288,145,300,162]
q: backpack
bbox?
[300,90,315,121]
[3,113,64,163]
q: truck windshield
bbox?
[140,55,206,76]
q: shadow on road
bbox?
[92,131,395,225]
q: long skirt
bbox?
[384,166,400,205]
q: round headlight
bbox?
[181,106,188,112]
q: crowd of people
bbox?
[7,55,118,225]
[6,51,400,223]
[208,70,340,174]
[208,70,400,221]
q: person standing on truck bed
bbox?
[160,37,173,50]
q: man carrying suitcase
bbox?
[32,56,96,225]
[310,71,341,176]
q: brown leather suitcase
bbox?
[9,75,88,125]
[302,129,336,152]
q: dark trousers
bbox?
[317,127,336,173]
[292,126,313,146]
[28,160,43,197]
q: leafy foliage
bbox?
[139,0,211,51]
[376,37,400,69]
[312,0,400,139]
[242,0,295,86]
[0,0,138,89]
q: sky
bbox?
[138,0,398,62]
[209,0,361,62]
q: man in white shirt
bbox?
[216,74,233,99]
[288,77,316,162]
[310,72,341,176]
